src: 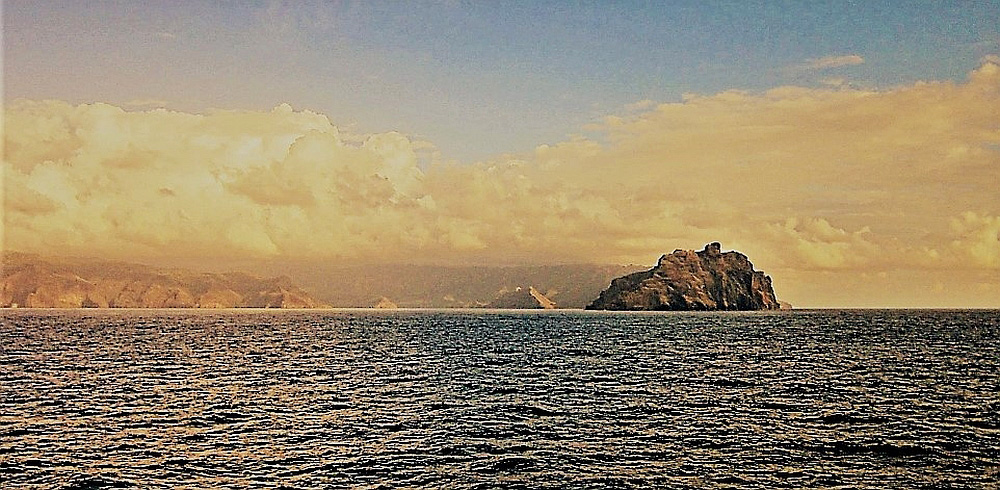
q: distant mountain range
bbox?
[261,262,644,308]
[1,252,642,309]
[0,253,323,308]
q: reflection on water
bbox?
[1,309,999,488]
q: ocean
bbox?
[1,309,998,489]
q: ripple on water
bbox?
[1,309,998,488]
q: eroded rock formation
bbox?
[586,242,780,311]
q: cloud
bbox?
[760,218,877,270]
[623,99,656,112]
[801,54,865,70]
[950,212,1000,268]
[5,173,61,216]
[126,98,169,108]
[4,59,1000,306]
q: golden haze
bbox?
[3,62,999,307]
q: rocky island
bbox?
[586,242,780,311]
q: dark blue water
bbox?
[1,309,998,488]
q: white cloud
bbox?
[800,54,865,70]
[125,98,169,108]
[950,212,1000,268]
[623,99,656,112]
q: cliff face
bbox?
[1,253,324,308]
[586,242,780,311]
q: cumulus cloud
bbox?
[950,212,1000,268]
[760,218,877,270]
[4,59,1000,305]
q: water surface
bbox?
[2,309,998,488]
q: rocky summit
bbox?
[586,242,780,311]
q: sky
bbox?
[3,1,1000,307]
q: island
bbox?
[586,242,780,310]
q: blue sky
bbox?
[5,1,999,162]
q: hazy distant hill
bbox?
[0,253,324,308]
[485,286,557,309]
[262,262,645,308]
[1,252,643,309]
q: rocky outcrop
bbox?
[586,242,780,311]
[485,286,557,309]
[1,252,325,308]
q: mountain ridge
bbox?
[2,252,650,309]
[1,252,325,308]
